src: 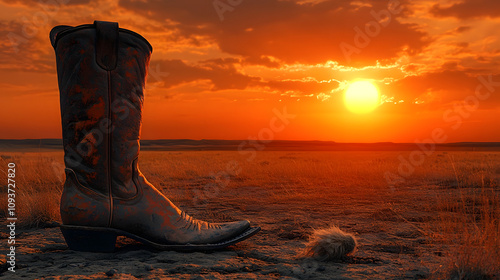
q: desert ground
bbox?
[0,150,499,279]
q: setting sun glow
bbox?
[344,81,380,114]
[1,1,500,142]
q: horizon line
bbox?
[1,138,500,145]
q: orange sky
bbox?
[1,0,500,142]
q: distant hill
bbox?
[1,139,500,152]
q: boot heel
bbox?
[60,226,117,252]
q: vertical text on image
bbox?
[6,162,17,272]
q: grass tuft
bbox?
[302,225,357,261]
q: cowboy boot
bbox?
[50,21,260,252]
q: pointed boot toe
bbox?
[197,219,251,245]
[51,21,260,252]
[220,220,251,238]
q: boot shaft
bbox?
[51,21,152,197]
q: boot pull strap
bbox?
[94,20,118,71]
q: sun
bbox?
[344,81,380,114]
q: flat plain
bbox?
[0,149,499,279]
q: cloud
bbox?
[119,0,429,65]
[257,78,340,95]
[0,20,55,73]
[149,59,259,91]
[242,56,281,68]
[0,0,497,109]
[0,0,92,6]
[316,92,331,101]
[430,0,500,19]
[149,58,341,98]
[382,68,500,109]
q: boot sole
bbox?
[60,225,260,252]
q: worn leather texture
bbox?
[52,21,250,244]
[53,21,151,199]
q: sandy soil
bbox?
[2,150,499,279]
[1,187,444,279]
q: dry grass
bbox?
[301,225,357,261]
[0,152,63,228]
[428,154,500,280]
[0,150,499,278]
